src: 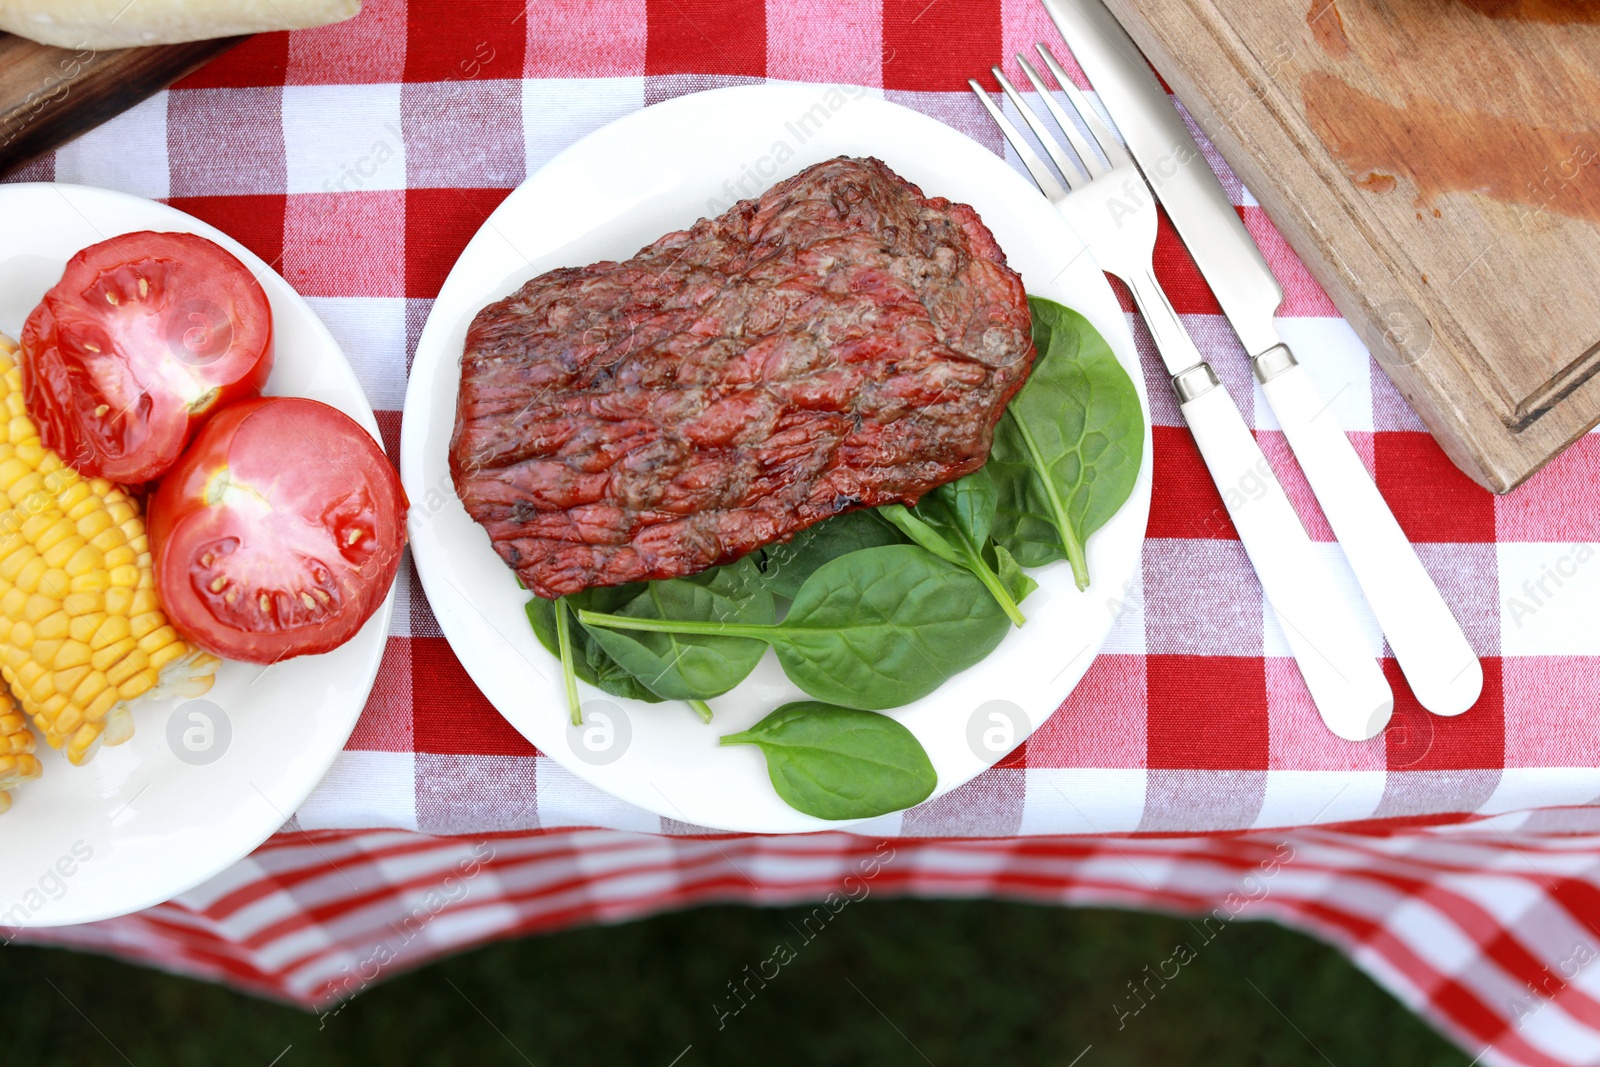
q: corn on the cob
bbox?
[0,694,42,814]
[0,334,219,771]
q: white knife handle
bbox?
[1256,349,1483,716]
[1175,363,1394,741]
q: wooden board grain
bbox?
[1100,0,1600,492]
[0,32,242,178]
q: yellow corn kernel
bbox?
[92,528,129,555]
[34,516,75,556]
[68,615,98,643]
[83,687,118,723]
[34,610,68,641]
[147,642,187,673]
[6,471,42,505]
[76,509,114,541]
[130,611,165,640]
[119,670,155,701]
[105,586,134,617]
[70,572,110,594]
[54,665,89,698]
[65,544,104,578]
[105,647,149,686]
[90,615,130,649]
[24,594,56,623]
[62,592,100,618]
[42,537,84,572]
[54,641,90,671]
[0,544,36,584]
[91,637,137,673]
[70,670,107,709]
[13,556,46,593]
[137,626,179,655]
[40,569,69,597]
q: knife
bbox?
[1040,0,1483,718]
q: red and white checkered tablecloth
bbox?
[5,3,1600,1064]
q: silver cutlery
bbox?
[970,53,1394,741]
[1037,0,1481,718]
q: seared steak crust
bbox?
[450,156,1035,598]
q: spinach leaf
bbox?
[990,542,1039,605]
[878,504,963,566]
[990,296,1144,590]
[771,545,1010,707]
[757,509,907,600]
[580,558,775,702]
[883,467,1029,626]
[578,545,1010,711]
[720,701,936,819]
[527,586,663,706]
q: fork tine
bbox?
[967,79,1070,201]
[990,66,1086,192]
[1034,43,1135,170]
[1015,55,1107,182]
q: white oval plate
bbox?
[0,184,393,926]
[402,84,1152,834]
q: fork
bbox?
[971,50,1394,742]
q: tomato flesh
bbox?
[22,231,273,484]
[150,398,407,663]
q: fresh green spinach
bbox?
[990,542,1038,605]
[882,466,1029,626]
[527,585,664,714]
[580,558,775,704]
[989,296,1144,590]
[757,509,907,600]
[721,701,937,819]
[578,545,1010,711]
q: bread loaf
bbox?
[0,0,360,49]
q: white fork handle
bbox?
[1257,355,1483,716]
[1124,271,1394,741]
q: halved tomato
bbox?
[22,230,273,484]
[149,398,407,664]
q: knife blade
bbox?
[1039,0,1483,718]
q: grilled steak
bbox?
[450,156,1036,599]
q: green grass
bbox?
[1,900,1469,1066]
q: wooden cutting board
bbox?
[0,32,242,178]
[1101,0,1600,493]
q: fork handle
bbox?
[1171,363,1394,741]
[1255,351,1482,716]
